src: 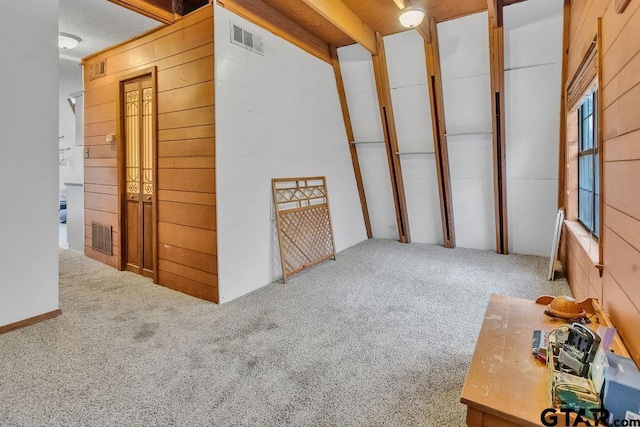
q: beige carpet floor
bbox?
[0,239,569,426]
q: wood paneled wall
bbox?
[562,0,640,365]
[82,5,217,302]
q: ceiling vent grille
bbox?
[229,22,264,55]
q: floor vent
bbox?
[91,222,113,256]
[229,21,264,55]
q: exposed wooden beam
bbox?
[596,18,604,270]
[216,0,332,63]
[108,0,175,24]
[371,32,411,243]
[488,0,508,254]
[424,17,455,248]
[330,46,373,239]
[300,0,377,55]
[557,0,570,210]
[392,0,431,44]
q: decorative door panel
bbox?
[123,77,155,278]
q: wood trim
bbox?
[0,309,62,334]
[216,0,331,63]
[597,18,604,270]
[424,17,455,248]
[300,0,377,55]
[558,0,571,210]
[330,46,372,239]
[488,0,509,255]
[371,32,411,243]
[616,0,631,13]
[116,67,159,279]
[108,0,175,24]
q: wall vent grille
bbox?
[230,22,264,55]
[91,222,112,255]
[88,60,107,81]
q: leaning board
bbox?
[272,177,336,283]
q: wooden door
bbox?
[123,77,155,278]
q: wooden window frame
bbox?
[577,91,599,238]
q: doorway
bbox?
[121,74,156,279]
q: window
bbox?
[577,91,599,237]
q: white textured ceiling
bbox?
[59,0,161,68]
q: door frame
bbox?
[116,67,159,283]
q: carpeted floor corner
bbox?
[0,239,569,426]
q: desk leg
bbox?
[466,407,521,427]
[466,407,484,426]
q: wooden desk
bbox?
[460,294,563,427]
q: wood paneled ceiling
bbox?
[112,0,525,50]
[252,0,498,47]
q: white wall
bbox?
[337,44,398,239]
[438,12,496,251]
[0,0,60,326]
[504,0,563,256]
[215,5,367,302]
[383,31,442,245]
[59,61,84,192]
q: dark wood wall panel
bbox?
[84,192,118,213]
[603,271,640,364]
[563,0,640,366]
[603,82,640,140]
[84,167,118,186]
[158,244,217,274]
[85,183,118,195]
[157,201,216,230]
[158,106,214,130]
[158,124,214,141]
[605,205,640,251]
[601,52,640,108]
[158,169,215,193]
[158,222,216,255]
[157,189,216,206]
[158,259,217,287]
[82,4,217,302]
[84,83,119,107]
[158,138,215,157]
[158,270,218,302]
[157,56,214,91]
[604,228,640,303]
[157,81,214,113]
[158,156,215,169]
[85,121,117,138]
[605,160,640,218]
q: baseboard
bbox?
[0,309,63,334]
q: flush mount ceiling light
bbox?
[59,33,81,50]
[398,6,427,28]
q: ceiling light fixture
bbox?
[58,33,81,50]
[398,6,426,28]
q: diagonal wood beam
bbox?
[424,17,455,248]
[488,0,509,254]
[300,0,378,55]
[392,0,431,43]
[330,46,373,239]
[372,32,411,243]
